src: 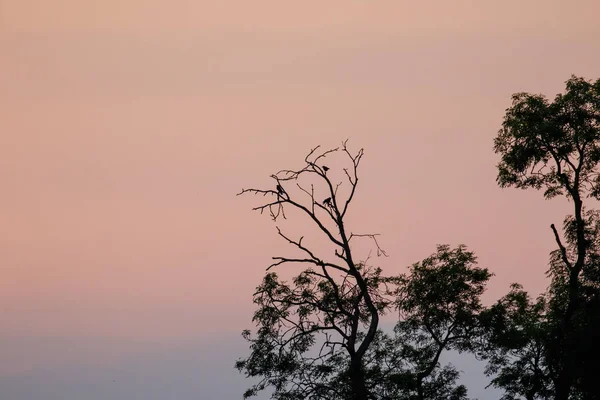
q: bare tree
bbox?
[236,141,388,400]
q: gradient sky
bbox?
[2,1,600,399]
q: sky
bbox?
[1,1,600,399]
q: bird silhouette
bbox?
[276,184,284,194]
[323,166,329,172]
[323,197,331,206]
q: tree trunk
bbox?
[416,378,425,400]
[553,285,577,400]
[349,357,369,400]
[555,374,571,400]
[552,198,585,400]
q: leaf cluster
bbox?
[495,76,600,200]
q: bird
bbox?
[323,166,329,172]
[276,184,284,194]
[323,197,331,206]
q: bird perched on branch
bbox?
[322,166,329,172]
[323,197,331,206]
[276,184,284,194]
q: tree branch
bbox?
[551,223,573,271]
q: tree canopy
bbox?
[493,75,600,400]
[236,75,600,400]
[237,143,490,400]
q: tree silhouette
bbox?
[389,245,491,400]
[478,284,553,400]
[234,76,600,399]
[492,75,600,400]
[236,141,388,400]
[236,143,489,400]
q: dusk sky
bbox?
[2,1,600,399]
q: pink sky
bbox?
[1,1,600,398]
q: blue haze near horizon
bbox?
[1,332,501,400]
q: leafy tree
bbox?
[347,245,490,400]
[335,245,490,400]
[547,210,600,399]
[492,75,600,400]
[478,284,553,400]
[236,142,389,400]
[236,143,490,400]
[389,245,491,400]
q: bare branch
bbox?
[268,228,351,274]
[340,141,364,218]
[551,223,573,271]
[349,233,389,257]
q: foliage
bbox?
[547,211,600,399]
[478,284,554,400]
[494,75,600,200]
[236,75,600,400]
[389,245,490,400]
[237,143,489,400]
[235,265,389,400]
[236,142,389,400]
[491,75,600,400]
